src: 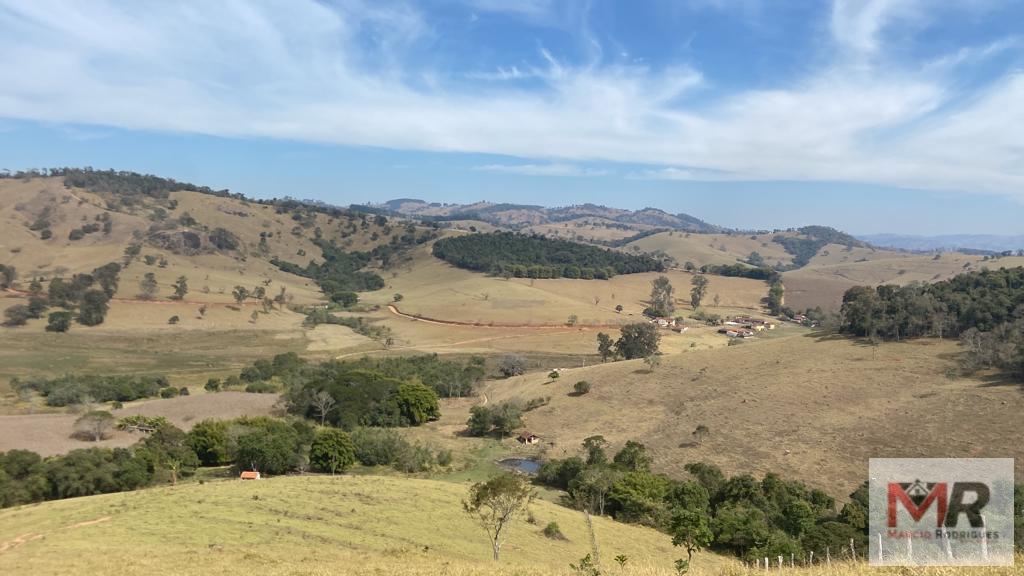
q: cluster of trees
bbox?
[3,263,121,330]
[272,239,384,294]
[700,263,781,283]
[773,226,865,269]
[535,439,869,562]
[57,168,226,201]
[597,323,661,361]
[227,353,468,428]
[466,402,523,438]
[12,373,171,406]
[432,232,664,279]
[840,267,1024,341]
[0,423,200,507]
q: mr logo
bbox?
[887,480,990,528]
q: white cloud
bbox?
[0,0,1020,199]
[476,163,607,177]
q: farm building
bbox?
[240,471,261,480]
[718,327,755,338]
[517,432,541,445]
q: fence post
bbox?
[764,556,769,572]
[850,538,857,561]
[826,547,831,566]
[877,533,884,563]
[777,555,782,571]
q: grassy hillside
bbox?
[476,334,1024,496]
[783,249,1024,311]
[627,231,794,269]
[0,474,730,576]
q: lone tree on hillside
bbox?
[74,410,115,442]
[648,276,675,317]
[139,272,159,300]
[311,390,337,426]
[171,276,188,300]
[597,332,616,361]
[614,323,660,359]
[671,509,713,564]
[232,285,249,307]
[690,275,709,309]
[463,472,535,561]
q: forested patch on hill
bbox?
[432,232,664,279]
[839,267,1024,378]
[271,240,385,294]
[773,226,867,268]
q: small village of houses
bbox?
[646,314,778,339]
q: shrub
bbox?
[178,387,189,396]
[204,378,221,392]
[168,315,180,325]
[543,521,566,540]
[574,381,592,395]
[309,428,356,474]
[45,311,72,332]
[159,387,180,399]
[498,355,526,377]
[3,305,31,327]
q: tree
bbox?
[393,382,440,425]
[766,281,784,315]
[671,509,713,563]
[491,402,522,438]
[463,473,535,561]
[643,354,662,371]
[466,405,494,436]
[597,332,615,361]
[139,273,158,299]
[615,323,660,360]
[186,420,231,466]
[649,276,675,316]
[573,380,591,395]
[613,440,651,472]
[74,410,115,442]
[46,311,72,332]
[0,264,16,289]
[140,424,198,485]
[566,314,578,326]
[311,390,337,426]
[309,428,356,474]
[77,289,109,326]
[583,435,608,466]
[3,305,31,327]
[498,355,526,377]
[232,285,249,306]
[171,276,188,300]
[690,276,709,309]
[692,425,710,445]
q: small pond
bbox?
[498,458,541,475]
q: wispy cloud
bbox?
[0,0,1020,199]
[476,163,608,177]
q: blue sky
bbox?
[1,0,1023,234]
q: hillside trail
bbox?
[386,304,626,330]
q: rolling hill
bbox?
[0,474,728,576]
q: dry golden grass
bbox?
[0,392,279,456]
[627,232,794,269]
[0,474,734,576]
[367,243,770,327]
[476,334,1024,496]
[782,248,1021,311]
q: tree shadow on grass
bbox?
[974,372,1023,390]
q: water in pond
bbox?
[499,458,541,474]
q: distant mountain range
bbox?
[858,234,1024,254]
[357,199,722,233]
